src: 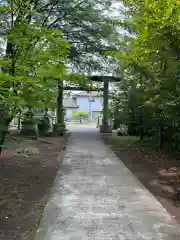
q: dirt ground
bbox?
[103,135,180,224]
[0,133,69,240]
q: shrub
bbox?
[71,111,89,119]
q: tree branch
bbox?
[41,0,59,27]
[47,0,85,29]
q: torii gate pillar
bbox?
[100,77,112,133]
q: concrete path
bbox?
[35,125,180,240]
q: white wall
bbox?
[76,96,103,112]
[74,96,102,121]
[50,95,103,120]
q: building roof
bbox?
[63,98,78,108]
[72,91,102,97]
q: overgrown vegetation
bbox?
[110,0,180,151]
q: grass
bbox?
[106,135,157,151]
[35,196,48,218]
[106,135,180,159]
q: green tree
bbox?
[110,0,180,149]
[0,0,70,155]
[0,0,117,156]
[49,0,118,129]
[49,0,117,73]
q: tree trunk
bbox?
[0,116,13,158]
[56,81,65,135]
[139,106,144,141]
[139,115,144,140]
[57,81,63,125]
[0,132,6,157]
[159,125,164,149]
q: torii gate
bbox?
[57,75,121,133]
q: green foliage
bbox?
[0,0,117,155]
[50,0,117,73]
[109,0,180,150]
[71,111,89,119]
[0,0,70,123]
[0,0,116,120]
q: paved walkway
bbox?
[35,125,180,240]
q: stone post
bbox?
[100,78,112,133]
